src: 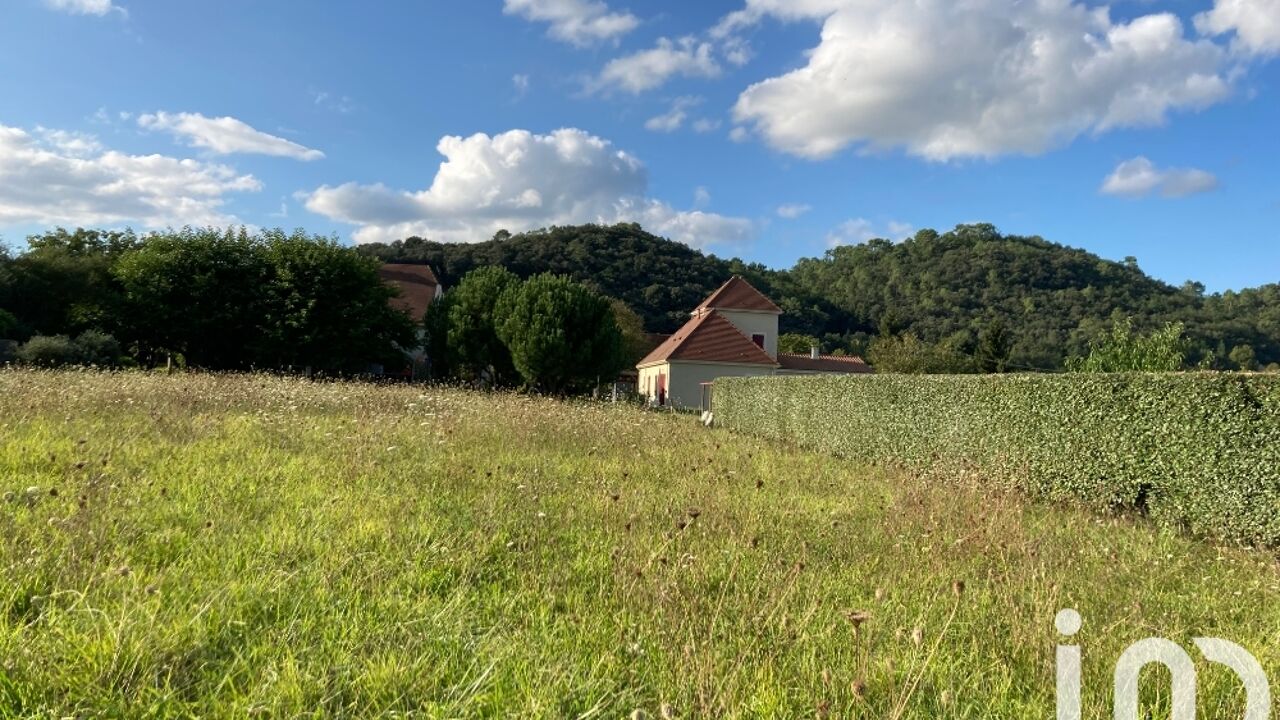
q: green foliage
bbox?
[975,319,1011,373]
[0,308,16,339]
[14,331,122,367]
[258,231,416,371]
[866,333,975,374]
[112,228,270,367]
[496,273,624,394]
[777,333,819,355]
[610,298,650,366]
[715,373,1280,547]
[1066,319,1189,372]
[445,266,522,386]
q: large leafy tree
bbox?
[259,230,416,371]
[0,228,136,340]
[496,273,624,394]
[113,228,269,368]
[445,266,522,386]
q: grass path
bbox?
[1,370,1278,718]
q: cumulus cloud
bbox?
[302,128,753,248]
[138,112,325,161]
[723,0,1231,161]
[1195,0,1280,56]
[776,203,812,219]
[592,37,721,94]
[826,218,913,247]
[504,0,638,46]
[43,0,123,16]
[1100,157,1218,198]
[692,118,722,133]
[644,96,701,132]
[0,123,259,228]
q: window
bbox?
[751,333,765,348]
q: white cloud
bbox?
[693,186,712,209]
[728,126,750,143]
[138,112,325,161]
[826,218,914,247]
[592,37,721,94]
[692,118,722,133]
[43,0,123,16]
[302,127,753,248]
[0,122,259,228]
[1195,0,1280,56]
[776,203,811,219]
[512,74,531,98]
[725,0,1231,161]
[644,96,700,132]
[504,0,638,46]
[1100,156,1218,198]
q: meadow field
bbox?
[1,370,1278,718]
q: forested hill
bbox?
[359,223,1280,370]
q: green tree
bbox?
[778,333,820,355]
[113,227,269,368]
[446,266,522,386]
[866,333,975,374]
[975,319,1012,373]
[610,298,650,366]
[496,274,624,394]
[259,230,416,372]
[1229,344,1259,371]
[422,292,454,381]
[1067,319,1190,372]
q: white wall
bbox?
[716,310,779,359]
[640,361,775,409]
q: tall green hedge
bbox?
[714,373,1280,547]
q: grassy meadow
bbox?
[2,370,1279,718]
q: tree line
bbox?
[0,227,415,372]
[362,222,1280,372]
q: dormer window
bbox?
[751,333,765,348]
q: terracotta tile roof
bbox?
[777,353,874,374]
[379,264,440,323]
[637,310,778,367]
[694,276,783,314]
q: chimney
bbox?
[810,344,819,359]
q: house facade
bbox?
[636,276,871,409]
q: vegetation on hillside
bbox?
[361,222,1280,371]
[3,370,1278,717]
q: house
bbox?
[378,263,443,323]
[377,263,444,379]
[636,276,871,408]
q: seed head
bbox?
[911,626,924,646]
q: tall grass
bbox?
[1,369,1277,718]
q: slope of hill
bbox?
[359,223,1280,370]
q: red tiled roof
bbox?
[637,310,778,367]
[694,276,783,314]
[778,353,873,374]
[379,264,440,323]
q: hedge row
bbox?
[714,373,1280,548]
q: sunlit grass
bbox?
[1,369,1277,718]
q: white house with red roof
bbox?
[636,276,871,409]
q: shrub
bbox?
[16,335,80,366]
[14,331,123,367]
[714,373,1280,547]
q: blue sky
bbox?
[2,0,1278,291]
